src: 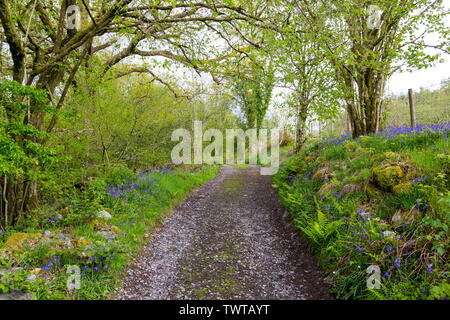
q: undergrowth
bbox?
[0,164,219,299]
[273,122,449,300]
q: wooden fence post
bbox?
[408,88,416,128]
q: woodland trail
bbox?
[114,165,332,300]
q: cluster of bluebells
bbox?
[322,121,450,146]
[337,209,377,264]
[323,132,353,147]
[377,122,450,140]
[107,168,173,203]
[40,256,61,279]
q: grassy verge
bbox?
[0,164,220,299]
[273,123,449,300]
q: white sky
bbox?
[386,55,449,95]
[386,0,450,95]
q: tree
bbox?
[263,4,340,152]
[0,0,266,225]
[294,0,449,137]
[230,55,275,132]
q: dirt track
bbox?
[114,165,332,300]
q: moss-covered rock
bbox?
[403,163,421,181]
[70,237,91,248]
[90,221,120,233]
[1,232,42,254]
[313,167,330,181]
[365,183,382,199]
[392,181,413,195]
[340,183,363,196]
[359,136,371,143]
[318,182,336,197]
[354,147,373,156]
[315,156,326,165]
[304,153,315,162]
[371,151,404,164]
[372,165,404,190]
[345,142,356,151]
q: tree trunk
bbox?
[343,68,386,138]
[295,104,308,153]
[0,67,64,226]
[0,177,38,227]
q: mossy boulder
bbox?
[340,183,363,196]
[345,142,356,151]
[392,181,413,195]
[313,167,330,181]
[315,156,326,164]
[371,151,404,164]
[365,183,382,199]
[70,237,91,248]
[304,153,315,162]
[1,232,42,254]
[90,221,120,233]
[318,182,336,197]
[372,165,404,190]
[354,147,373,156]
[359,136,371,143]
[403,163,421,181]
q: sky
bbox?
[386,0,450,95]
[146,1,449,111]
[386,55,449,95]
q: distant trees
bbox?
[275,0,449,138]
[230,56,275,132]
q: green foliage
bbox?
[0,164,220,299]
[0,81,57,179]
[295,204,340,250]
[230,55,275,130]
[274,125,449,300]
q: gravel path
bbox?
[114,165,332,300]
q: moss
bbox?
[350,168,372,184]
[90,221,120,233]
[384,152,403,162]
[70,237,91,248]
[354,147,372,156]
[1,232,41,254]
[304,153,315,162]
[365,183,382,199]
[340,183,363,196]
[313,167,330,181]
[359,136,371,143]
[371,151,404,164]
[372,165,404,190]
[318,182,336,197]
[316,156,326,164]
[404,165,421,181]
[392,181,413,195]
[345,142,356,151]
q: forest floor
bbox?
[114,164,332,300]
